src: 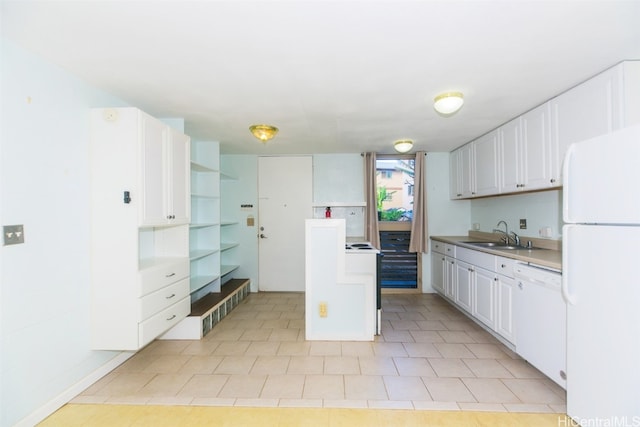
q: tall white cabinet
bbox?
[90,107,191,351]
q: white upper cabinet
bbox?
[451,60,640,199]
[473,130,500,196]
[140,119,190,226]
[500,103,555,194]
[449,149,462,199]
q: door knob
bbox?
[259,234,267,239]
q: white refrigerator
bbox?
[562,124,640,423]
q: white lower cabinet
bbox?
[430,239,515,345]
[473,267,496,330]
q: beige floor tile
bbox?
[344,375,388,400]
[372,342,408,357]
[423,377,476,402]
[280,311,304,320]
[238,328,273,341]
[190,397,237,406]
[396,311,427,321]
[213,356,257,374]
[227,319,264,330]
[393,357,436,377]
[277,341,311,355]
[444,320,481,332]
[434,342,476,358]
[383,376,431,401]
[212,341,251,356]
[180,340,220,356]
[137,373,193,397]
[438,331,477,344]
[244,341,281,356]
[368,399,414,409]
[217,374,267,398]
[341,342,374,357]
[288,320,305,330]
[409,330,446,343]
[309,341,342,356]
[260,374,305,399]
[466,343,511,359]
[178,355,224,375]
[260,319,290,329]
[380,329,414,342]
[112,353,157,373]
[415,320,448,331]
[287,356,324,375]
[503,403,557,413]
[358,357,398,376]
[142,355,191,373]
[177,374,229,398]
[142,340,192,355]
[255,311,284,320]
[429,358,475,378]
[208,329,245,341]
[465,329,502,344]
[461,378,520,404]
[498,358,547,379]
[323,399,368,408]
[324,356,360,375]
[88,372,155,396]
[250,355,291,375]
[413,400,461,411]
[501,378,566,404]
[402,342,442,358]
[271,329,304,343]
[462,358,514,378]
[302,374,344,399]
[388,320,421,330]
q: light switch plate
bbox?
[3,224,25,245]
[519,219,527,229]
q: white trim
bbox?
[14,352,134,427]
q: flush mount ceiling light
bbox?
[434,91,464,115]
[393,139,414,153]
[249,124,279,143]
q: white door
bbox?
[258,156,312,292]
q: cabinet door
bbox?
[449,149,462,199]
[455,260,473,313]
[444,257,456,300]
[521,103,553,190]
[499,117,521,193]
[496,274,515,343]
[140,113,167,226]
[431,252,445,293]
[459,144,475,198]
[473,268,496,330]
[166,128,191,224]
[551,66,622,186]
[473,131,500,196]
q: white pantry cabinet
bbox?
[90,108,191,350]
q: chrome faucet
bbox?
[510,231,520,246]
[493,220,509,245]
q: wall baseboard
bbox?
[14,351,133,427]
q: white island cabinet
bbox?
[90,108,190,351]
[305,219,376,341]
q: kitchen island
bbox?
[305,219,378,341]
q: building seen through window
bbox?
[376,158,414,222]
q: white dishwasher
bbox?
[513,262,566,389]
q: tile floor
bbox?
[74,292,566,413]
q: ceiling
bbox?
[3,1,640,155]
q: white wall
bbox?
[470,190,563,240]
[0,39,131,426]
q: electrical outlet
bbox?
[519,219,527,229]
[319,302,328,318]
[3,224,25,245]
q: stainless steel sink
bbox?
[461,241,546,250]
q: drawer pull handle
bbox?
[165,273,176,278]
[166,314,176,321]
[166,293,176,299]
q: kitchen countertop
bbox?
[431,235,562,270]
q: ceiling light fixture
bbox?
[249,124,279,143]
[433,91,464,115]
[393,139,414,153]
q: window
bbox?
[376,157,414,222]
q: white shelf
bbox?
[190,274,220,294]
[139,256,189,272]
[221,264,240,276]
[191,193,219,199]
[190,223,219,229]
[191,161,217,172]
[220,243,239,251]
[221,221,238,226]
[221,171,237,181]
[189,249,219,261]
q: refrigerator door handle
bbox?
[562,143,577,224]
[561,225,577,306]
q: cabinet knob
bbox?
[550,178,556,184]
[501,264,506,268]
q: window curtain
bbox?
[409,152,428,253]
[364,152,380,249]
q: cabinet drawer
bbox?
[138,296,190,348]
[456,246,496,270]
[139,278,189,321]
[139,259,189,296]
[431,240,445,254]
[496,256,516,278]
